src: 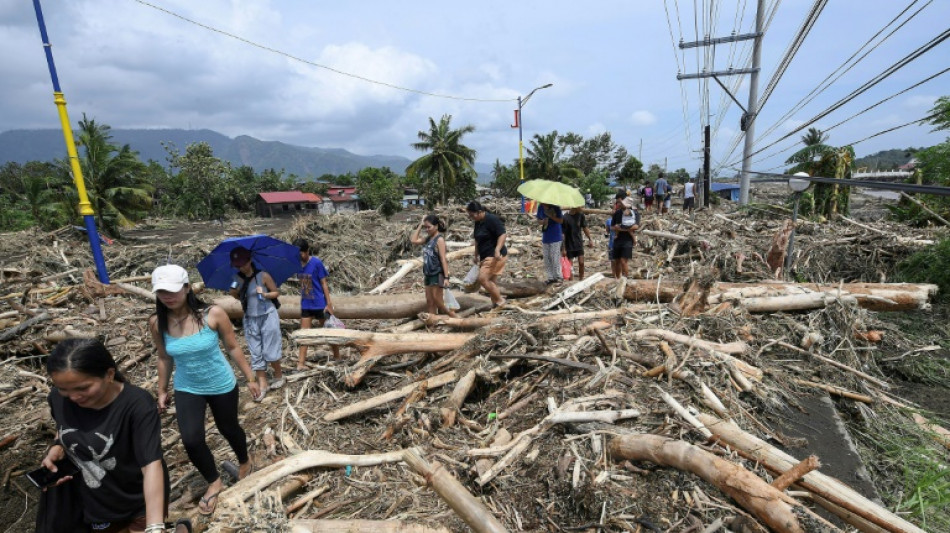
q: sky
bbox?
[2,0,949,177]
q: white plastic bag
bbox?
[443,289,461,310]
[462,264,480,285]
[324,314,345,329]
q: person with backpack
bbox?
[293,238,340,370]
[149,264,259,517]
[228,246,284,399]
[654,173,671,214]
[410,214,458,318]
[641,181,655,211]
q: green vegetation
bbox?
[852,409,950,531]
[356,167,402,218]
[889,96,950,225]
[854,148,919,171]
[407,114,477,206]
[896,237,950,301]
[785,127,855,219]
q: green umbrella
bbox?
[517,179,585,208]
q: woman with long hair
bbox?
[148,264,259,517]
[465,201,508,307]
[38,338,188,533]
[410,214,457,317]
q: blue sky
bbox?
[1,0,948,176]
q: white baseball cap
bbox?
[151,264,189,293]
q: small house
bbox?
[256,191,322,217]
[402,188,425,208]
[322,186,360,214]
[710,183,740,202]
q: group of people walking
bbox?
[37,239,337,532]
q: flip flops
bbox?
[174,518,193,533]
[197,490,221,516]
[222,459,255,482]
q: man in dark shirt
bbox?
[561,207,593,280]
[466,201,508,306]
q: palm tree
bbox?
[785,129,854,218]
[526,131,582,184]
[67,116,152,235]
[407,115,476,205]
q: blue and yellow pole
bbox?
[516,96,525,213]
[32,0,110,283]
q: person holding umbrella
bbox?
[227,246,284,396]
[536,203,564,284]
[148,264,259,517]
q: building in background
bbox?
[256,191,321,217]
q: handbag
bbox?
[560,256,573,280]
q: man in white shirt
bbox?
[683,179,696,213]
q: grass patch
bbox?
[895,238,950,301]
[851,408,950,531]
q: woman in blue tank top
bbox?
[148,264,260,517]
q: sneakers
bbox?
[270,377,285,389]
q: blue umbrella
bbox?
[197,235,300,290]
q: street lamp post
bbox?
[514,83,553,212]
[784,172,811,277]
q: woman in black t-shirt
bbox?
[610,197,640,278]
[466,201,508,306]
[38,339,188,533]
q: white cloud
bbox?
[630,110,656,126]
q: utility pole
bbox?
[703,124,711,207]
[677,0,765,205]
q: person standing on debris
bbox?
[228,246,285,398]
[293,238,339,370]
[537,203,564,284]
[611,196,640,277]
[465,201,508,307]
[411,214,458,318]
[642,181,655,212]
[654,173,671,214]
[37,338,180,533]
[149,264,259,517]
[607,192,625,278]
[561,207,593,280]
[683,178,696,214]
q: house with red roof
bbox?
[256,191,322,217]
[321,186,361,214]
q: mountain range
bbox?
[0,128,493,181]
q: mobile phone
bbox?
[230,281,240,289]
[25,460,80,489]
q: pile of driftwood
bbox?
[0,198,947,533]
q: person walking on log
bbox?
[37,338,183,533]
[562,206,593,280]
[293,238,339,370]
[611,196,640,277]
[536,202,564,284]
[228,246,285,396]
[411,214,458,318]
[149,264,259,517]
[465,201,508,307]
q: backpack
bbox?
[237,267,281,313]
[644,187,653,198]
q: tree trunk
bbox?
[697,414,925,533]
[214,293,492,320]
[608,434,811,533]
[293,329,474,387]
[289,520,451,533]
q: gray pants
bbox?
[244,310,282,370]
[542,241,563,282]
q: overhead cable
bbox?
[131,0,513,102]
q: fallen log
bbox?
[370,246,476,294]
[403,448,509,533]
[419,313,507,331]
[441,369,477,427]
[216,292,492,320]
[617,280,938,312]
[293,329,475,387]
[497,280,547,298]
[698,414,925,533]
[324,371,459,422]
[608,434,817,533]
[0,312,49,342]
[289,520,452,533]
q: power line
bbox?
[734,26,950,165]
[131,0,513,103]
[756,0,827,113]
[753,0,931,147]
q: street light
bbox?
[513,83,553,212]
[784,172,811,276]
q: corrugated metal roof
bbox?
[258,191,322,203]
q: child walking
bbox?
[294,238,339,369]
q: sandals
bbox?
[222,459,255,482]
[175,518,193,533]
[197,490,221,516]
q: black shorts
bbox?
[301,308,326,320]
[565,249,584,259]
[613,243,633,259]
[683,197,695,210]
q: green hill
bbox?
[854,147,920,171]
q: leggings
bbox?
[175,385,248,483]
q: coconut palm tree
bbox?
[785,129,854,218]
[407,115,476,205]
[65,116,152,235]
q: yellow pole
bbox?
[53,92,94,216]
